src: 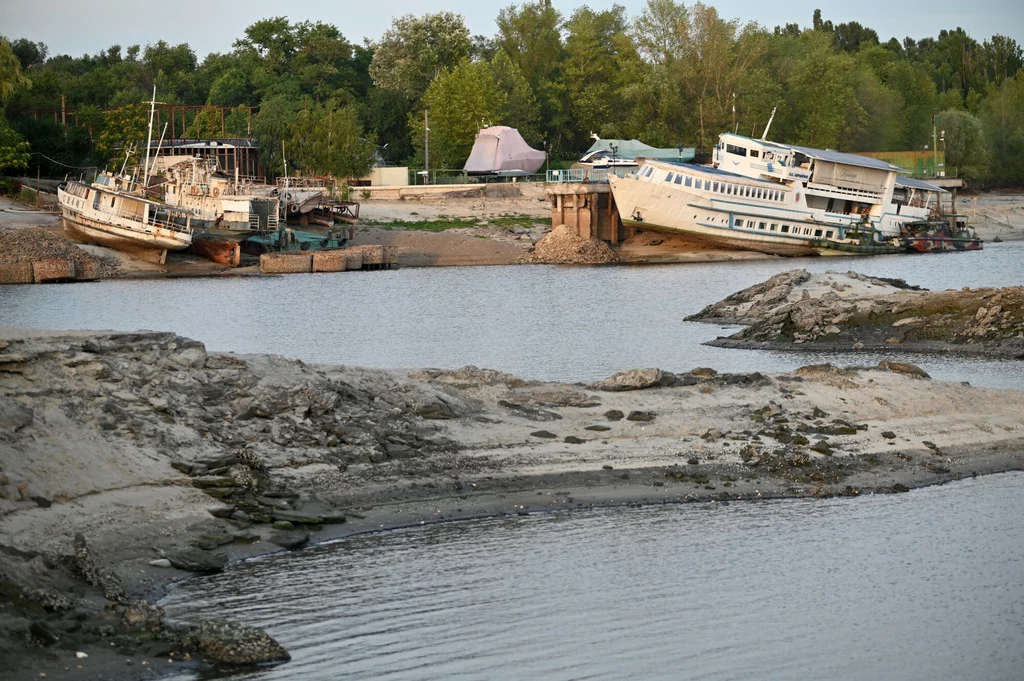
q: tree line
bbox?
[1,1,1023,186]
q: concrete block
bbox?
[343,250,363,270]
[74,259,98,280]
[0,263,35,285]
[32,259,75,283]
[260,253,312,274]
[312,251,347,272]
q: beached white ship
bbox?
[608,129,971,256]
[58,172,194,264]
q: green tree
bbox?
[937,108,987,178]
[979,73,1024,185]
[677,3,771,150]
[369,12,472,100]
[0,122,30,173]
[252,94,298,176]
[491,50,541,143]
[788,31,862,148]
[495,1,567,150]
[561,5,638,144]
[0,38,32,112]
[96,103,148,164]
[289,103,376,178]
[411,59,505,169]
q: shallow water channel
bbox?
[161,472,1024,681]
[1,241,1022,388]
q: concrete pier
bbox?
[546,183,632,244]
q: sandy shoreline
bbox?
[2,320,1024,677]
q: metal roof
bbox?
[586,139,695,162]
[895,176,949,193]
[721,134,900,172]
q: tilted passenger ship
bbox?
[58,171,194,264]
[609,131,973,256]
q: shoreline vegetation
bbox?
[3,265,1024,677]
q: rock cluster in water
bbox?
[688,269,1024,358]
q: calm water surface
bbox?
[161,473,1024,681]
[1,242,1022,387]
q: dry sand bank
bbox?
[2,326,1024,677]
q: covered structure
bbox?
[579,139,695,167]
[464,126,546,176]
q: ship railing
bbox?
[546,167,630,183]
[277,177,328,189]
[804,181,883,203]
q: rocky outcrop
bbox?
[187,619,291,665]
[690,270,1024,358]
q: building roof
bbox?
[721,133,900,172]
[895,176,949,193]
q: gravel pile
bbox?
[0,227,122,277]
[520,224,617,265]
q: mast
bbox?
[142,86,157,190]
[147,122,169,182]
[760,106,777,141]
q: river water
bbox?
[0,242,1022,388]
[161,473,1024,681]
[4,242,1023,678]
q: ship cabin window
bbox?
[665,172,675,183]
[726,144,747,157]
[684,176,693,187]
[814,229,823,237]
[804,228,812,235]
[696,179,704,190]
[109,196,115,207]
[750,150,760,158]
[674,174,683,184]
[758,222,767,230]
[713,182,720,192]
[756,189,763,199]
[770,223,778,231]
[644,166,654,177]
[825,230,834,238]
[781,225,790,233]
[778,156,787,167]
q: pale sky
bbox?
[3,0,1021,60]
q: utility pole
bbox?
[932,115,938,177]
[424,108,430,185]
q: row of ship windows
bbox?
[736,219,832,238]
[643,166,785,202]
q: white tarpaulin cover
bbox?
[464,126,546,175]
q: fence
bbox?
[545,167,630,183]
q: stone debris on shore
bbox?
[688,269,1024,358]
[2,326,1024,676]
[519,224,617,265]
[0,227,123,281]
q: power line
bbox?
[29,152,98,170]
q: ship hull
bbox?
[61,216,181,264]
[190,237,242,266]
[610,174,821,257]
